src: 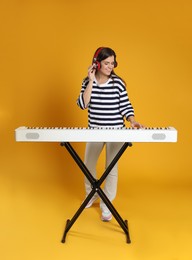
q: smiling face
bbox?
[99,56,115,77]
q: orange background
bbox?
[0,0,192,259]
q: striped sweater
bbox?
[77,74,135,128]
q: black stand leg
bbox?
[60,142,132,243]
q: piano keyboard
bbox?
[15,127,177,143]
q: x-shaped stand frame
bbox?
[60,141,132,243]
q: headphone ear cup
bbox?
[93,61,101,70]
[96,61,101,70]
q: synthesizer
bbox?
[15,126,177,143]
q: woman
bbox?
[77,47,143,221]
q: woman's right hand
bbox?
[88,64,96,81]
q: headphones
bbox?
[93,47,118,70]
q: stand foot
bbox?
[61,219,70,243]
[125,220,131,244]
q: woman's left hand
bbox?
[130,121,144,129]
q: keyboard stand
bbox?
[60,142,132,244]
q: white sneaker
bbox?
[85,194,99,208]
[101,210,112,221]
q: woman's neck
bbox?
[95,73,110,84]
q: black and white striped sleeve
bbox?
[76,79,88,110]
[119,84,135,120]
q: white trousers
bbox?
[84,142,123,211]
